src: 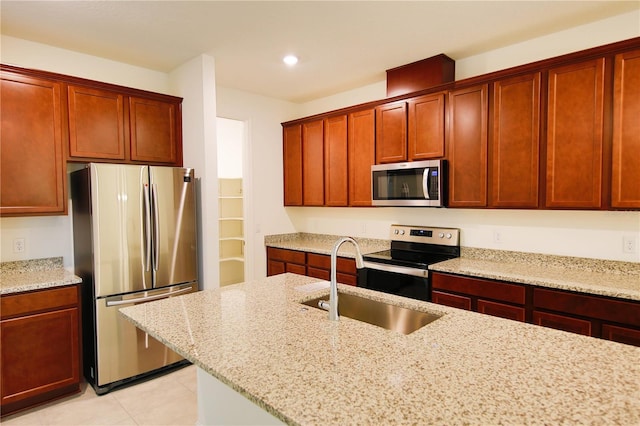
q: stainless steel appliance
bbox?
[371,159,446,207]
[71,163,198,395]
[358,225,459,301]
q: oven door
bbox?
[358,262,430,301]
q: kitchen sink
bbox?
[301,292,442,335]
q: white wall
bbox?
[288,9,640,263]
[215,86,298,279]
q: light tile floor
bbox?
[1,365,197,426]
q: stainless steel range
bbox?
[358,225,460,301]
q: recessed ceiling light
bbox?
[283,55,298,66]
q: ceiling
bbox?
[1,1,638,103]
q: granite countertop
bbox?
[120,273,640,425]
[265,233,389,257]
[266,233,640,301]
[0,257,82,295]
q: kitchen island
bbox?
[120,273,640,425]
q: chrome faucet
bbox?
[326,237,365,321]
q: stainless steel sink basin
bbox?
[301,292,442,335]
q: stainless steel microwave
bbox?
[371,160,446,207]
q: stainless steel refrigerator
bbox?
[71,163,198,395]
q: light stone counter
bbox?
[430,248,640,301]
[265,233,389,257]
[0,257,82,295]
[120,273,640,425]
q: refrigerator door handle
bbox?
[105,286,192,307]
[143,184,152,271]
[152,183,160,271]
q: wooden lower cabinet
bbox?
[532,311,592,336]
[431,272,640,347]
[0,285,81,416]
[266,247,306,276]
[266,247,357,285]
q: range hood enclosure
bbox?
[386,54,455,97]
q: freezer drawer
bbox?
[92,283,196,391]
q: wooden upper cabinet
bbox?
[545,58,606,208]
[490,73,541,208]
[375,101,407,163]
[407,92,445,160]
[0,72,66,216]
[324,115,348,206]
[67,85,125,160]
[348,108,376,206]
[283,124,303,206]
[447,84,489,207]
[302,119,324,206]
[611,48,640,208]
[129,96,181,164]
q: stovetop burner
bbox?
[363,225,461,269]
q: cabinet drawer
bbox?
[601,324,640,347]
[533,288,640,327]
[307,253,357,274]
[431,273,525,304]
[286,263,306,275]
[533,311,592,336]
[1,286,79,319]
[267,247,306,265]
[432,291,471,310]
[478,300,525,322]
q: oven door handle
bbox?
[363,261,429,278]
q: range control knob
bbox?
[446,233,452,239]
[399,229,405,235]
[394,229,399,235]
[438,232,445,238]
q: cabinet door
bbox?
[302,119,325,206]
[283,124,303,206]
[545,58,605,208]
[478,300,525,322]
[324,115,348,206]
[129,96,181,164]
[348,109,375,206]
[601,324,640,347]
[407,92,445,160]
[533,311,592,336]
[375,101,407,163]
[490,73,540,208]
[431,291,472,310]
[68,85,125,160]
[447,85,489,207]
[1,307,80,409]
[0,72,66,216]
[611,49,640,208]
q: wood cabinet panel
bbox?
[348,109,375,206]
[324,115,348,206]
[533,311,592,336]
[302,120,324,205]
[490,73,540,208]
[266,247,306,264]
[447,84,489,207]
[0,72,66,216]
[67,85,125,160]
[478,300,525,322]
[431,291,471,310]
[375,101,407,164]
[1,286,78,319]
[546,58,605,208]
[129,96,181,164]
[267,259,286,276]
[611,48,640,208]
[601,324,640,347]
[407,92,445,160]
[533,287,640,327]
[286,263,307,275]
[283,124,303,206]
[431,272,525,305]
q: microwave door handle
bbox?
[423,168,431,200]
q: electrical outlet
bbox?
[623,236,638,254]
[13,238,25,253]
[493,230,503,243]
